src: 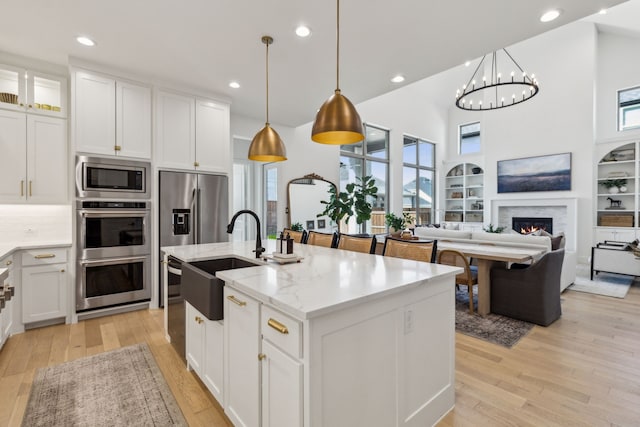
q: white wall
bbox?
[596,31,640,144]
[0,205,71,243]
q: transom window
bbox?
[459,122,481,155]
[403,136,435,225]
[340,124,389,234]
[618,86,640,131]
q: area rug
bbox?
[568,264,633,298]
[22,343,187,427]
[455,290,534,348]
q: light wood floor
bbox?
[1,282,639,427]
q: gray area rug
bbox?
[22,343,187,427]
[568,264,633,298]
[455,289,534,348]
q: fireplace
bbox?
[512,217,553,234]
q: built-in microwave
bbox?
[76,155,150,199]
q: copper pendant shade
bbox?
[311,0,364,145]
[248,35,287,162]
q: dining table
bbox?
[437,241,546,315]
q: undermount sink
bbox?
[182,257,261,321]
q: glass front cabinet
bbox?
[0,64,66,117]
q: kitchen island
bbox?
[162,240,461,427]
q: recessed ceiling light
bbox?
[76,36,95,46]
[391,75,405,83]
[295,25,311,37]
[540,9,562,22]
[464,61,471,67]
[599,8,607,15]
[229,81,240,89]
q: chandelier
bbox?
[455,48,539,111]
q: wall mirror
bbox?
[287,173,337,232]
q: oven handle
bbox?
[79,256,148,266]
[80,211,149,217]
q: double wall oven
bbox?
[75,156,151,312]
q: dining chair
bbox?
[437,249,478,313]
[382,237,437,263]
[306,231,338,248]
[490,249,564,326]
[337,233,377,254]
[283,228,307,244]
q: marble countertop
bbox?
[162,240,461,320]
[0,240,72,260]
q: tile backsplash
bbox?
[0,205,72,243]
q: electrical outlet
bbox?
[404,310,414,334]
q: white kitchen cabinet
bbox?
[0,255,15,350]
[186,301,225,404]
[0,64,66,117]
[223,287,260,427]
[21,248,68,324]
[74,70,151,158]
[185,301,205,375]
[260,339,303,427]
[0,110,67,203]
[156,89,230,173]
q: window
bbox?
[459,122,481,155]
[340,124,389,234]
[403,136,435,225]
[618,86,640,131]
[263,164,278,239]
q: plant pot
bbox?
[608,187,620,194]
[471,167,482,174]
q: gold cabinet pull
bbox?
[258,353,266,361]
[60,269,65,273]
[193,161,200,167]
[267,318,289,335]
[114,145,121,151]
[29,180,32,197]
[34,254,56,259]
[5,260,12,266]
[20,180,24,196]
[227,295,246,307]
[195,316,203,324]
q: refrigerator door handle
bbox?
[196,188,202,243]
[190,187,197,244]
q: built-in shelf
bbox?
[444,163,484,223]
[595,142,638,237]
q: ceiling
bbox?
[0,0,630,127]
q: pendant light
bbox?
[311,0,364,145]
[248,35,287,162]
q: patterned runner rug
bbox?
[22,343,187,427]
[455,290,534,348]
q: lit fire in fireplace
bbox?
[520,226,543,234]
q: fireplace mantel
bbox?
[491,198,577,251]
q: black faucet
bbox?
[227,209,265,258]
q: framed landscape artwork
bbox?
[497,153,571,193]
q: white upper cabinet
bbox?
[74,70,151,159]
[156,90,195,168]
[195,99,230,173]
[0,109,67,203]
[0,64,66,117]
[156,89,230,174]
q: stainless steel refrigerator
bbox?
[159,171,228,305]
[160,171,228,360]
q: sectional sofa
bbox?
[413,227,576,291]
